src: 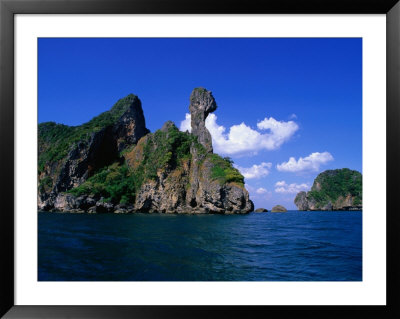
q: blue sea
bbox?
[38,211,362,281]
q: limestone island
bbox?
[271,205,287,213]
[294,168,362,211]
[38,88,254,214]
[254,208,268,213]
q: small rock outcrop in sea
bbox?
[294,168,362,211]
[271,205,287,212]
[189,87,217,153]
[254,208,268,213]
[38,89,254,214]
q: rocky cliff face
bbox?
[189,87,217,153]
[38,94,149,210]
[112,96,149,151]
[294,168,362,211]
[38,89,253,214]
[127,122,252,214]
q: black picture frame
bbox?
[1,0,399,318]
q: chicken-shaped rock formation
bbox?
[189,87,217,153]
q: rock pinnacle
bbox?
[189,87,217,152]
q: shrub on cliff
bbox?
[209,154,244,186]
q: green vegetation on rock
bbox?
[209,154,244,186]
[67,162,138,204]
[38,122,76,172]
[38,176,53,193]
[308,168,362,205]
[294,168,363,211]
[138,124,196,179]
[38,94,138,172]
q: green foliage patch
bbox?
[67,162,139,204]
[38,176,53,193]
[138,124,196,181]
[209,154,244,186]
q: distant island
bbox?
[38,88,253,214]
[294,168,362,211]
[271,205,288,213]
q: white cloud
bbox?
[276,152,334,173]
[256,187,268,194]
[234,162,272,179]
[274,181,310,194]
[289,113,297,119]
[179,113,298,156]
[275,181,286,187]
[245,184,272,200]
[180,113,192,132]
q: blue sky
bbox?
[39,38,362,210]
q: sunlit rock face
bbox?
[189,87,217,153]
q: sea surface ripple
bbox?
[38,211,362,281]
